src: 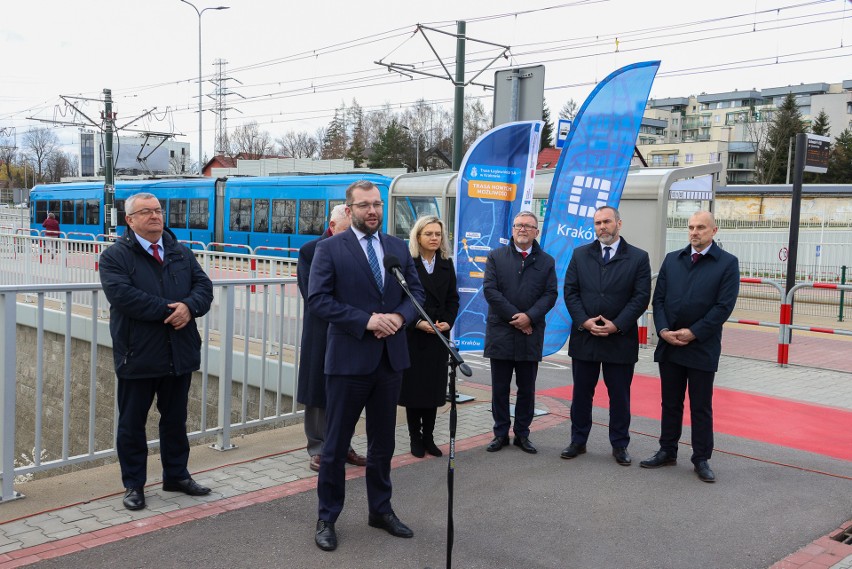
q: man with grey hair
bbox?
[483,210,557,454]
[99,192,213,511]
[296,204,366,472]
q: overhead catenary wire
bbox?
[2,0,849,139]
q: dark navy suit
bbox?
[653,242,739,464]
[308,228,424,522]
[564,238,651,449]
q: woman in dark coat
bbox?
[399,215,459,458]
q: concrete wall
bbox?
[13,324,295,477]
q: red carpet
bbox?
[538,374,852,462]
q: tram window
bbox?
[271,199,295,234]
[86,200,100,226]
[229,198,252,232]
[327,200,345,228]
[254,199,269,232]
[35,201,48,223]
[115,199,127,227]
[169,199,187,228]
[59,200,73,224]
[74,200,85,224]
[188,199,208,229]
[393,198,416,240]
[299,199,325,235]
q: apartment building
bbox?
[636,80,852,185]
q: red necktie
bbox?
[691,252,700,264]
[151,244,163,265]
[520,251,528,259]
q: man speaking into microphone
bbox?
[308,180,424,552]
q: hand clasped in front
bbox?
[368,312,404,338]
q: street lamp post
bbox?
[180,0,229,175]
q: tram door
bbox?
[214,178,226,243]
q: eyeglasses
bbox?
[512,223,538,231]
[127,207,164,218]
[348,201,384,211]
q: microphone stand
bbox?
[390,267,471,569]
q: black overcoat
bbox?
[99,227,213,379]
[564,238,652,364]
[483,239,558,362]
[296,232,330,407]
[399,256,460,408]
[653,242,740,372]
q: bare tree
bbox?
[23,128,60,182]
[559,98,579,120]
[0,135,16,189]
[169,150,192,175]
[462,96,491,151]
[227,121,275,158]
[45,150,77,182]
[314,127,328,159]
[276,130,320,159]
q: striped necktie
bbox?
[366,235,383,292]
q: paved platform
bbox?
[1,327,851,569]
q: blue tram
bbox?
[28,174,394,256]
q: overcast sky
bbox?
[2,0,851,162]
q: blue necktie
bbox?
[603,246,612,264]
[366,235,383,292]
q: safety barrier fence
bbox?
[640,276,851,367]
[0,276,303,503]
[778,282,852,366]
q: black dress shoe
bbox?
[640,450,677,469]
[162,478,211,496]
[694,460,716,483]
[612,447,632,466]
[560,443,586,459]
[368,511,413,538]
[123,487,145,511]
[513,436,537,454]
[486,435,510,452]
[315,520,337,551]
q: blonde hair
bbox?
[408,215,450,259]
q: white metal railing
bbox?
[0,277,303,503]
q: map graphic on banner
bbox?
[540,61,661,356]
[452,121,543,352]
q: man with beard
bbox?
[560,206,651,466]
[307,180,424,552]
[296,204,366,472]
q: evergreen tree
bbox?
[346,100,367,168]
[804,110,831,183]
[826,129,852,183]
[541,100,554,148]
[321,104,349,160]
[810,110,830,137]
[755,93,807,184]
[368,120,411,170]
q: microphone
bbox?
[383,254,407,286]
